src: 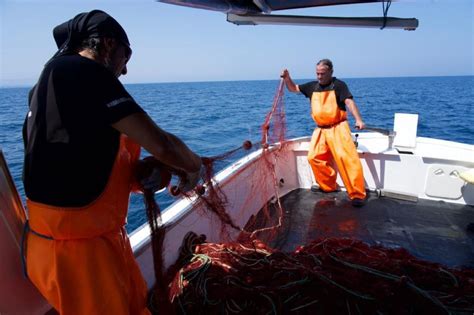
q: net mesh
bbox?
[135,80,474,314]
[168,233,473,314]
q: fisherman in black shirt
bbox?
[23,10,201,314]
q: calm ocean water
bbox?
[1,76,473,232]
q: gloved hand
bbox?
[178,164,204,193]
[141,167,165,192]
[135,157,171,193]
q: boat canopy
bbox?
[157,0,418,30]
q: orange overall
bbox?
[307,89,366,200]
[25,136,150,315]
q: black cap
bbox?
[52,10,130,54]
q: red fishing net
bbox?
[136,80,474,314]
[167,233,473,314]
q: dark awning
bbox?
[158,0,384,15]
[157,0,418,30]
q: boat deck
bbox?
[248,189,474,268]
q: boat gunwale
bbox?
[130,134,474,253]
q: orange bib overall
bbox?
[308,90,366,200]
[25,136,150,315]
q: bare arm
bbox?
[344,98,366,130]
[112,112,201,173]
[280,69,300,93]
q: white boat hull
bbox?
[130,132,474,288]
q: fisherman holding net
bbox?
[22,10,201,314]
[281,59,367,207]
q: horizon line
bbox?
[1,74,473,89]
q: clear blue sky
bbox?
[0,0,472,87]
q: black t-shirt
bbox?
[299,78,353,111]
[23,54,144,207]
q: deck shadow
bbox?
[245,189,474,268]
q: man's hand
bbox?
[178,164,204,193]
[135,157,171,193]
[280,69,300,93]
[140,167,164,192]
[355,120,366,130]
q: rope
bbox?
[381,0,392,30]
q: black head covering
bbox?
[51,10,130,60]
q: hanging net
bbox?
[135,80,474,314]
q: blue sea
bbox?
[1,76,473,232]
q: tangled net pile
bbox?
[136,80,474,314]
[168,233,474,314]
